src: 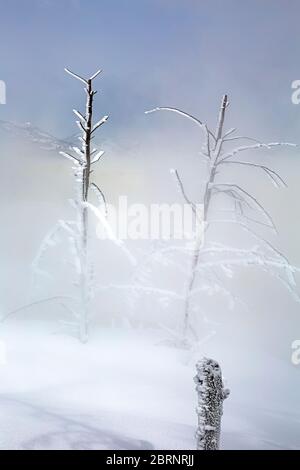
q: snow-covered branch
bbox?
[211,183,278,233]
[218,142,296,164]
[91,183,107,215]
[64,68,88,85]
[219,161,287,188]
[92,115,109,133]
[170,168,198,215]
[145,106,216,143]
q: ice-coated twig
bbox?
[60,302,80,320]
[73,109,86,123]
[145,106,216,142]
[222,127,236,139]
[219,161,287,187]
[208,218,295,273]
[211,183,278,233]
[0,119,79,153]
[72,146,85,158]
[91,150,105,164]
[64,68,88,85]
[32,220,75,277]
[218,142,297,164]
[59,150,82,164]
[223,135,263,144]
[95,283,183,300]
[2,295,78,322]
[91,182,107,215]
[89,69,102,81]
[195,255,299,276]
[85,202,137,266]
[170,168,197,214]
[92,116,109,133]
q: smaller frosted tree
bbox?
[142,95,299,344]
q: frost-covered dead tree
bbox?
[33,68,108,342]
[194,358,229,450]
[1,73,140,334]
[60,68,108,342]
[145,95,299,343]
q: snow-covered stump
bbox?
[194,358,229,450]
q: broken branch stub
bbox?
[194,358,230,450]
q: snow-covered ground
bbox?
[0,318,299,450]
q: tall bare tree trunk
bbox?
[78,79,93,342]
[78,198,89,342]
[62,68,108,342]
[183,235,202,340]
[183,96,228,341]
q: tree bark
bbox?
[194,358,229,450]
[183,96,228,341]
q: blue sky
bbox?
[1,0,300,141]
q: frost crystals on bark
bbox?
[194,358,229,450]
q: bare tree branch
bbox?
[219,142,297,163]
[145,106,216,141]
[59,150,82,164]
[73,109,86,123]
[207,218,292,270]
[2,296,78,322]
[170,169,197,214]
[234,199,275,230]
[89,69,102,81]
[91,150,105,164]
[91,182,107,216]
[219,160,287,187]
[222,128,236,139]
[211,183,278,232]
[223,135,263,144]
[64,68,88,85]
[92,115,109,133]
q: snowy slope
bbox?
[0,320,299,450]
